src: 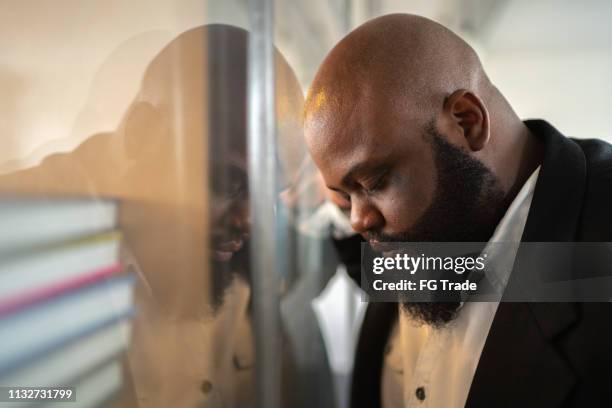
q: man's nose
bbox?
[228,201,250,231]
[350,196,383,234]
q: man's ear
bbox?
[442,89,490,152]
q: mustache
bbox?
[365,231,410,243]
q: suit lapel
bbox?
[467,121,586,407]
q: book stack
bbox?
[0,197,135,407]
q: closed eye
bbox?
[363,168,390,194]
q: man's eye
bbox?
[363,170,389,194]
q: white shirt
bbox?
[382,166,541,408]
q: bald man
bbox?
[304,14,612,408]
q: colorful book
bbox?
[0,232,122,317]
[0,197,117,255]
[0,195,131,407]
[0,275,135,377]
[0,319,131,389]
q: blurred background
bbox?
[1,0,611,172]
[0,1,610,407]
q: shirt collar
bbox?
[482,166,541,292]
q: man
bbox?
[303,14,612,407]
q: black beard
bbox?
[401,301,461,328]
[374,120,509,326]
[209,245,250,313]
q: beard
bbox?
[209,242,251,314]
[373,120,509,327]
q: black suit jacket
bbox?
[345,120,612,407]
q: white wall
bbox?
[480,0,612,141]
[484,50,612,140]
[0,0,249,172]
[2,0,611,173]
[277,0,612,142]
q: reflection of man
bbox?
[0,24,308,407]
[304,14,612,408]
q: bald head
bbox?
[306,14,492,129]
[304,13,540,244]
[131,25,304,176]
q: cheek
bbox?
[210,197,250,231]
[209,196,230,225]
[378,190,426,233]
[379,159,437,233]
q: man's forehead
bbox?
[307,88,372,138]
[305,111,376,168]
[306,124,394,190]
[305,95,407,157]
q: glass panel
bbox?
[0,1,311,407]
[0,2,260,407]
[2,1,609,408]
